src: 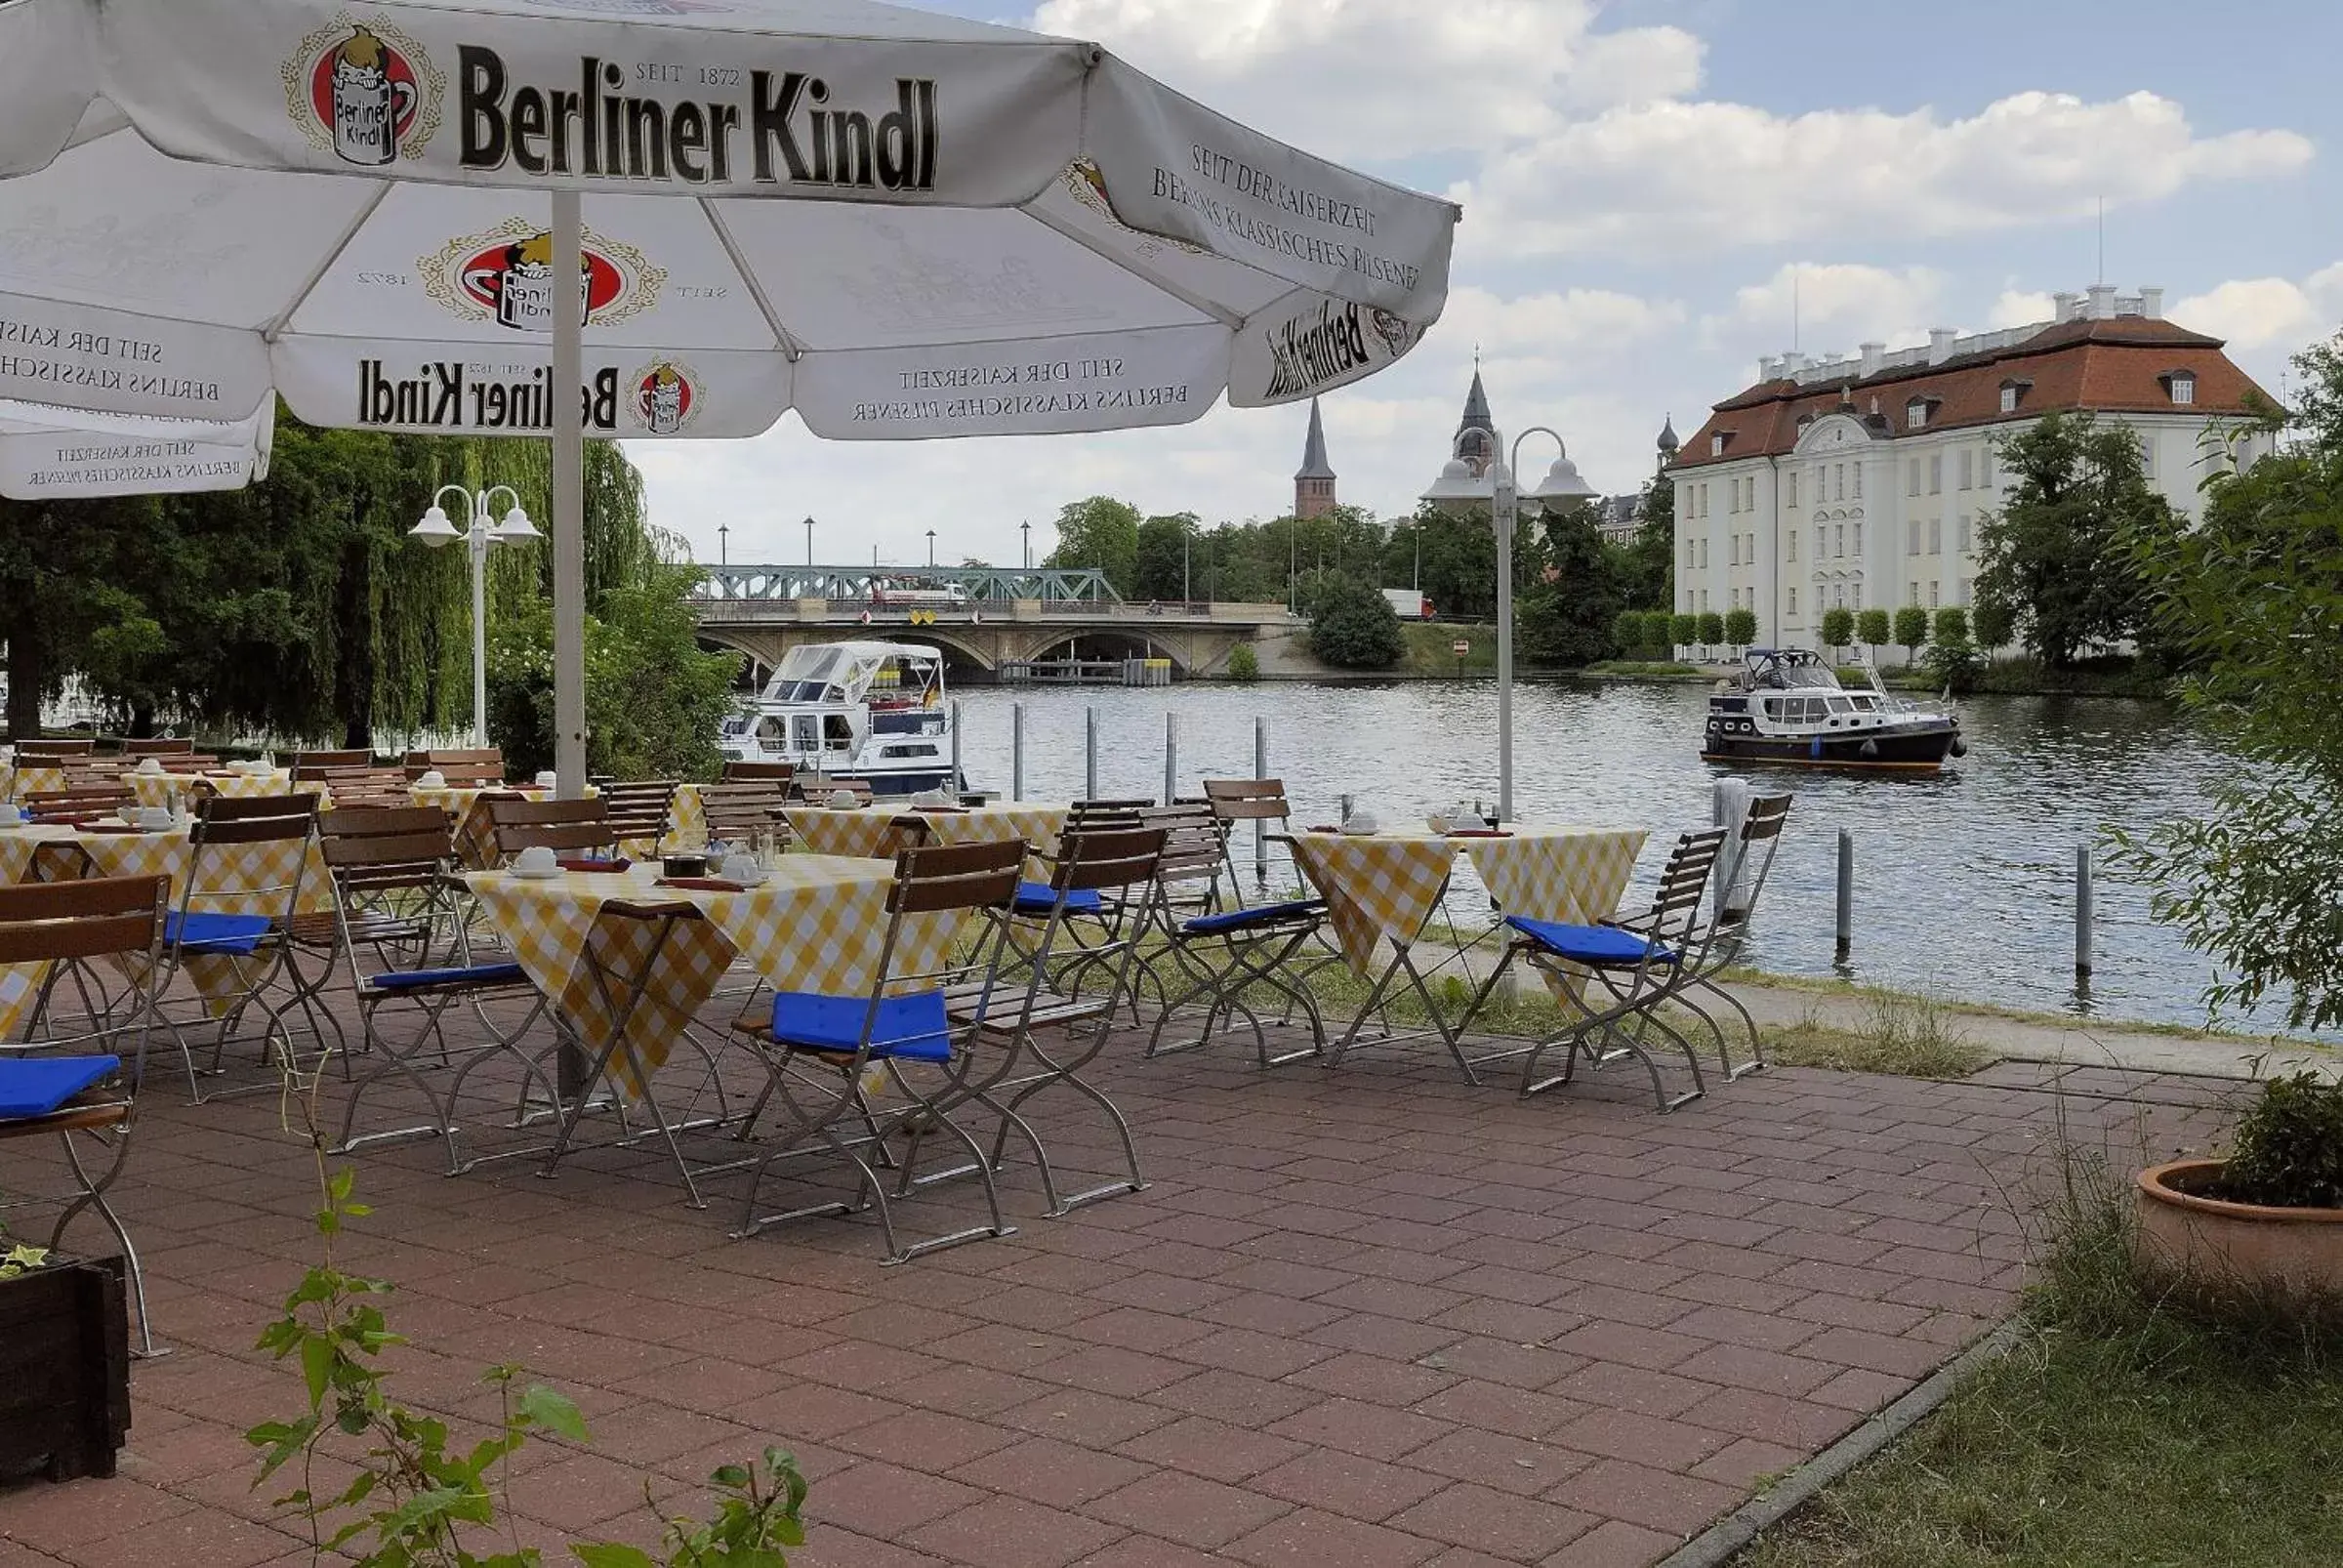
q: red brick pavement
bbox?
[0,1017,2236,1567]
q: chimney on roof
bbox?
[2087,283,2117,320]
[1757,355,1778,382]
[1859,341,1884,378]
[1780,350,1804,376]
[2053,291,2078,322]
[1927,328,1956,365]
[2139,286,2164,319]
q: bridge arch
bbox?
[1021,629,1191,675]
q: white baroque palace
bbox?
[1667,285,2277,655]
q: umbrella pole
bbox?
[551,191,591,1101]
[552,191,588,802]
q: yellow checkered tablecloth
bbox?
[410,785,553,869]
[1290,826,1649,979]
[126,766,295,809]
[0,763,70,802]
[0,821,332,1035]
[667,784,709,851]
[467,856,966,1097]
[784,803,1064,873]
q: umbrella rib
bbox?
[261,182,395,345]
[1020,203,1245,331]
[701,199,806,362]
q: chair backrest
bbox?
[799,774,874,806]
[318,805,456,895]
[121,737,193,757]
[1068,798,1153,832]
[722,760,795,784]
[1050,826,1168,896]
[22,785,132,821]
[487,795,612,857]
[0,873,169,969]
[291,748,372,779]
[887,837,1024,916]
[159,755,223,772]
[1641,827,1730,948]
[1720,794,1793,928]
[14,739,94,760]
[1141,802,1228,896]
[599,780,678,840]
[320,766,413,807]
[699,781,792,842]
[404,747,504,785]
[1202,778,1295,824]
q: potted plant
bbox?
[2136,1071,2343,1304]
[0,1233,131,1482]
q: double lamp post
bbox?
[409,484,540,748]
[1420,425,1596,824]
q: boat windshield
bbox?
[1742,649,1844,692]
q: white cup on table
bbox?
[514,845,557,875]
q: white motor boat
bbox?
[718,640,962,797]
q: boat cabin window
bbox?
[881,744,939,760]
[791,716,819,754]
[823,715,854,752]
[1850,694,1880,712]
[1827,697,1854,714]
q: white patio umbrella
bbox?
[0,396,274,500]
[0,0,1459,793]
[0,0,96,177]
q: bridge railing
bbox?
[695,563,1123,605]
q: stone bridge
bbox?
[689,563,1306,683]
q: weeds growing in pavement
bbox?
[247,1033,807,1564]
[1765,994,1989,1080]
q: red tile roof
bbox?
[1670,317,2275,470]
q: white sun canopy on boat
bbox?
[0,0,1461,791]
[0,397,274,500]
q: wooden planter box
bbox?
[0,1256,131,1482]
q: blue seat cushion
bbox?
[369,962,527,992]
[0,1054,121,1120]
[770,991,952,1064]
[1504,915,1674,966]
[1012,882,1104,916]
[164,910,273,955]
[1183,898,1325,936]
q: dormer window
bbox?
[1997,378,2032,415]
[1906,399,1928,430]
[1710,433,1727,456]
[2165,370,2197,405]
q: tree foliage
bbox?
[1971,598,2014,650]
[1044,496,1142,597]
[1307,573,1405,669]
[2112,332,2343,1029]
[1724,608,1758,648]
[1697,610,1725,648]
[1132,512,1194,602]
[1669,612,1698,649]
[1619,473,1675,611]
[1856,607,1890,657]
[1893,605,1930,658]
[1974,412,2181,668]
[1821,606,1855,650]
[1519,504,1619,668]
[1932,606,1970,646]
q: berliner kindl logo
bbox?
[631,361,700,433]
[419,220,665,333]
[283,16,444,167]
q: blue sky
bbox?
[636,0,2340,568]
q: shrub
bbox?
[1696,610,1725,648]
[1724,607,1757,648]
[1856,607,1891,656]
[1922,637,1987,695]
[2215,1072,2343,1210]
[1612,608,1645,655]
[1821,606,1855,649]
[1894,604,1930,660]
[1667,611,1698,650]
[1224,642,1259,681]
[1306,574,1405,669]
[1933,605,1971,646]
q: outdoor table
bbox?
[466,857,967,1100]
[0,819,334,1034]
[1287,824,1646,1080]
[0,763,72,802]
[409,784,556,870]
[784,802,1066,876]
[125,766,293,810]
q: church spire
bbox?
[1456,356,1496,475]
[1293,396,1336,518]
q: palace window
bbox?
[1788,587,1799,615]
[1928,454,1943,494]
[1929,580,1940,608]
[1908,519,1922,557]
[2167,371,2196,405]
[1956,513,1971,552]
[1788,528,1798,562]
[1958,449,1973,489]
[1853,521,1864,554]
[1908,398,1930,429]
[1786,471,1798,508]
[1928,517,1942,554]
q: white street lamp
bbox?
[410,482,536,749]
[1421,424,1595,822]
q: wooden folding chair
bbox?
[404,748,505,786]
[289,748,372,781]
[698,781,794,858]
[722,760,795,785]
[486,797,615,862]
[0,873,171,1355]
[599,780,678,857]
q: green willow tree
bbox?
[1519,503,1620,667]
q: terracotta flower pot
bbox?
[2135,1158,2343,1301]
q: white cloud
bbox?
[1713,264,1947,354]
[1031,0,1702,158]
[2174,265,2343,350]
[1987,289,2057,328]
[1461,89,2309,256]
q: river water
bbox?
[951,679,2263,1034]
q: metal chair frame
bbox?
[733,838,1024,1263]
[0,873,171,1354]
[161,793,321,1100]
[1669,795,1792,1079]
[1458,828,1730,1110]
